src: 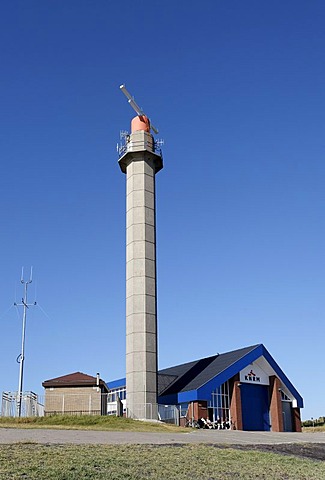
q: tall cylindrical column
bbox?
[119,124,163,419]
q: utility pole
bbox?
[14,267,36,417]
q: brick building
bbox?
[42,372,109,416]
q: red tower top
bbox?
[131,115,150,133]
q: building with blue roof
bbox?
[107,344,303,432]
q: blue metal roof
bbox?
[107,377,126,389]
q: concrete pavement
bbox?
[0,428,324,445]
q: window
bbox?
[280,390,291,402]
[210,381,231,425]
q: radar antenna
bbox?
[120,84,159,134]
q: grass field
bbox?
[0,443,324,480]
[2,415,324,433]
[1,416,324,479]
[0,415,184,432]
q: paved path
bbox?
[0,428,324,445]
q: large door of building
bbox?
[241,384,270,431]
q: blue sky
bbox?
[0,0,324,421]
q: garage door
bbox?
[241,383,270,431]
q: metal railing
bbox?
[158,404,179,425]
[118,135,162,159]
[1,391,179,425]
[1,392,44,417]
[125,403,179,425]
[126,403,158,421]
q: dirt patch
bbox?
[151,443,325,461]
[227,443,325,461]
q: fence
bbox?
[1,392,180,424]
[125,403,179,425]
[126,403,158,421]
[1,392,44,417]
[1,392,105,417]
[158,404,179,425]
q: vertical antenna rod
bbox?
[14,267,36,417]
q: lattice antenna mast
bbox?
[14,267,36,417]
[120,84,159,134]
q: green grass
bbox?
[0,415,185,432]
[0,444,323,480]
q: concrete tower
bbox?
[118,88,163,419]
